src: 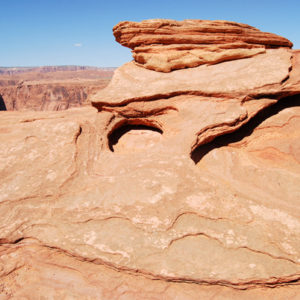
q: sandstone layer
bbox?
[0,21,300,299]
[0,66,114,111]
[114,19,293,72]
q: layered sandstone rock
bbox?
[113,19,293,72]
[0,66,114,111]
[0,20,300,299]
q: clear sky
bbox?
[1,0,299,67]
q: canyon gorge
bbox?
[0,66,114,111]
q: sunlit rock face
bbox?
[0,66,114,111]
[113,19,293,72]
[0,20,300,299]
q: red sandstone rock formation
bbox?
[113,19,293,72]
[0,66,114,111]
[0,20,299,299]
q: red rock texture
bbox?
[0,66,114,111]
[113,19,293,72]
[0,20,300,299]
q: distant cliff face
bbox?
[0,66,114,111]
[0,82,107,111]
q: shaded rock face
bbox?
[0,95,6,110]
[0,21,300,299]
[114,19,293,72]
[0,66,114,111]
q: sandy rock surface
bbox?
[91,48,292,107]
[0,20,300,299]
[114,19,292,72]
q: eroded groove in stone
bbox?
[191,94,300,163]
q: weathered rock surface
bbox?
[0,20,300,299]
[114,19,293,72]
[0,66,114,111]
[92,48,292,107]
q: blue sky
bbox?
[0,0,299,67]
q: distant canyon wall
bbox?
[0,66,114,111]
[0,82,103,111]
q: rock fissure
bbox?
[166,231,300,265]
[2,241,299,290]
[93,90,238,110]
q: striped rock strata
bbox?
[0,66,114,111]
[113,19,293,72]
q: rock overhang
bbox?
[91,48,292,109]
[91,19,295,110]
[113,19,293,72]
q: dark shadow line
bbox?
[0,94,7,111]
[191,95,300,164]
[13,237,24,244]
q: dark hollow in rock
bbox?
[108,123,163,152]
[191,94,300,164]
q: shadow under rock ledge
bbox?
[191,94,300,164]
